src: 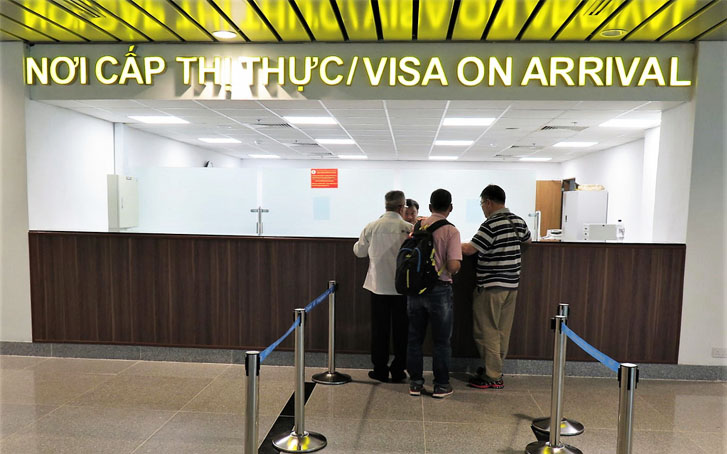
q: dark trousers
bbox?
[406,284,454,386]
[370,292,408,377]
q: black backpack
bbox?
[395,219,451,296]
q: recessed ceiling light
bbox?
[338,155,367,160]
[316,138,355,145]
[248,154,280,159]
[600,119,660,128]
[128,115,188,124]
[429,156,459,161]
[553,141,597,148]
[600,29,626,37]
[198,138,241,144]
[284,116,338,125]
[212,30,237,39]
[434,140,474,146]
[443,118,496,126]
[519,157,552,162]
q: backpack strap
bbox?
[422,219,452,233]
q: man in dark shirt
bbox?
[462,185,531,389]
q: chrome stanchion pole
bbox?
[526,315,582,454]
[244,351,260,454]
[617,363,639,454]
[532,304,585,438]
[273,309,327,453]
[313,280,351,385]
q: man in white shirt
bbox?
[354,190,413,383]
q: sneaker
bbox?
[390,370,408,383]
[468,375,504,389]
[368,370,389,383]
[409,383,424,396]
[432,384,453,398]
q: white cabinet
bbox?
[561,191,608,241]
[107,174,138,230]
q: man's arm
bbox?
[462,242,478,256]
[353,226,370,258]
[446,259,461,275]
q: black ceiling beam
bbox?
[247,0,282,42]
[206,0,250,42]
[88,0,152,42]
[329,0,349,41]
[691,17,726,41]
[446,0,461,40]
[622,0,675,41]
[9,0,90,41]
[516,0,545,41]
[370,0,383,40]
[481,0,503,40]
[657,0,718,41]
[46,0,120,41]
[586,0,634,41]
[550,0,589,40]
[166,0,217,41]
[288,0,316,41]
[412,0,419,40]
[126,0,185,42]
[0,13,59,42]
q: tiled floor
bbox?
[0,355,724,453]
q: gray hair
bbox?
[384,190,406,211]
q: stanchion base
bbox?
[525,441,583,454]
[272,430,327,453]
[532,417,585,436]
[312,371,352,385]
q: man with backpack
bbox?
[462,185,531,390]
[399,189,462,398]
[354,190,413,383]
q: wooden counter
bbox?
[28,232,685,363]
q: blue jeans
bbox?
[406,284,454,386]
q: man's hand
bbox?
[462,242,478,256]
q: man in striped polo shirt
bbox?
[462,185,531,389]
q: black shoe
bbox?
[368,370,389,383]
[390,371,407,383]
[409,383,424,396]
[468,375,504,389]
[432,384,453,398]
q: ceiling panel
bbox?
[254,0,309,41]
[296,0,344,41]
[334,0,376,40]
[699,17,727,39]
[131,0,213,41]
[450,0,497,40]
[93,0,180,41]
[520,0,585,40]
[661,0,727,40]
[590,0,672,41]
[378,0,413,40]
[172,0,245,42]
[0,1,86,41]
[625,0,712,40]
[487,0,540,40]
[11,0,118,40]
[417,0,453,40]
[0,13,58,41]
[556,0,630,41]
[0,28,21,40]
[209,0,275,41]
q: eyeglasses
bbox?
[480,200,488,206]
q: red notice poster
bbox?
[311,169,338,188]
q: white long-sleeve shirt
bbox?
[353,211,413,295]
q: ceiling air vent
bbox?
[540,125,588,132]
[247,122,292,129]
[585,0,614,16]
[60,0,104,19]
[288,142,321,148]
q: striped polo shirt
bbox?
[470,208,531,289]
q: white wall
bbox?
[679,41,727,366]
[26,101,115,231]
[0,42,32,342]
[560,140,646,242]
[640,127,660,242]
[652,102,695,243]
[119,125,242,170]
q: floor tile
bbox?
[119,361,229,379]
[687,430,726,452]
[0,369,112,405]
[0,403,57,438]
[303,416,426,453]
[641,393,727,433]
[181,377,292,416]
[133,411,276,453]
[69,375,213,411]
[1,406,172,454]
[566,428,712,454]
[305,381,423,421]
[0,356,49,370]
[424,420,535,454]
[28,358,136,375]
[423,389,542,425]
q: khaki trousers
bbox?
[472,287,518,380]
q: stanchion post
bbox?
[313,280,351,385]
[532,303,584,438]
[526,315,582,454]
[244,351,260,454]
[617,363,639,454]
[273,309,327,453]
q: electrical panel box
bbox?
[107,174,138,230]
